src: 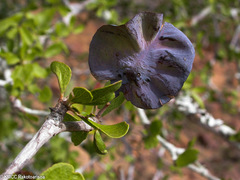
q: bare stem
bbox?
[10,97,49,116]
[136,108,221,180]
[96,102,110,119]
[0,100,92,180]
[175,94,240,149]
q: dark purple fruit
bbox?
[89,12,195,109]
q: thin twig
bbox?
[230,25,240,52]
[127,165,135,180]
[62,121,93,132]
[96,102,110,119]
[136,108,221,180]
[119,168,126,180]
[10,97,50,116]
[62,0,96,25]
[190,6,211,26]
[152,170,164,180]
[0,100,93,180]
[175,94,240,149]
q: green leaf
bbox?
[19,27,33,45]
[0,13,23,35]
[46,0,62,4]
[55,22,70,37]
[93,130,108,155]
[6,27,18,39]
[28,84,41,94]
[70,104,93,116]
[143,120,162,149]
[50,61,71,95]
[63,113,81,122]
[33,63,48,78]
[83,118,129,138]
[70,87,93,104]
[71,131,89,146]
[87,80,122,105]
[73,24,84,34]
[230,131,240,142]
[176,149,199,167]
[33,9,55,30]
[39,86,52,102]
[38,163,85,180]
[101,92,125,117]
[150,120,162,136]
[45,43,65,58]
[0,52,20,65]
[143,135,159,149]
[187,138,197,149]
[11,63,47,92]
[71,104,83,114]
[12,64,33,86]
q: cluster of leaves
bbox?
[0,0,83,101]
[0,0,86,175]
[87,0,120,24]
[34,61,130,179]
[51,61,129,156]
[1,0,240,179]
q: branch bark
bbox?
[136,108,221,180]
[10,97,50,116]
[175,94,240,149]
[0,100,93,180]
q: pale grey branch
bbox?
[175,94,240,149]
[137,108,221,180]
[10,97,50,116]
[0,100,93,180]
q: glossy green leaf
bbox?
[86,80,122,105]
[83,118,129,138]
[101,92,125,117]
[94,130,108,155]
[38,163,85,180]
[71,131,89,146]
[70,87,93,104]
[176,149,199,167]
[63,113,81,122]
[50,61,71,95]
[71,104,93,116]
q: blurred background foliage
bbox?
[0,0,240,179]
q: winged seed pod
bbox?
[89,12,195,109]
